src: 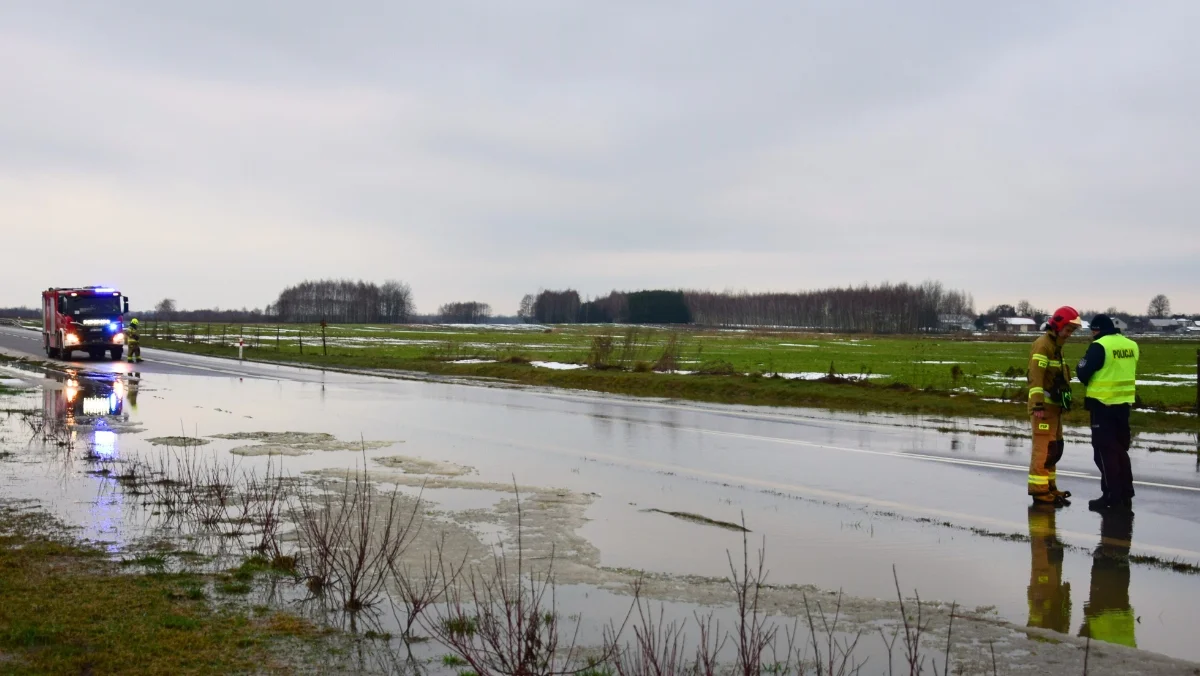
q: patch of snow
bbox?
[916,361,965,365]
[440,323,548,331]
[531,361,586,370]
[1135,380,1195,387]
[778,343,819,348]
[770,372,887,381]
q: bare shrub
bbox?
[388,533,462,648]
[426,486,635,675]
[728,525,774,676]
[610,601,700,676]
[617,327,655,368]
[295,461,422,610]
[653,333,682,372]
[588,333,616,370]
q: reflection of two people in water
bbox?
[1027,505,1136,648]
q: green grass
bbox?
[0,504,321,675]
[141,322,1199,433]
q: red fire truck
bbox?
[42,287,130,360]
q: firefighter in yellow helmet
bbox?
[1027,504,1071,634]
[1079,509,1136,648]
[125,318,143,363]
[1027,306,1082,506]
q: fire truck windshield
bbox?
[61,295,122,317]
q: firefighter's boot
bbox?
[1032,493,1065,507]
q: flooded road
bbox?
[2,323,1200,666]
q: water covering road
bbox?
[2,323,1199,663]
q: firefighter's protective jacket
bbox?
[1028,331,1070,413]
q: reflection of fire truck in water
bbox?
[43,375,127,422]
[42,286,130,361]
[42,375,129,459]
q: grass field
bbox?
[117,321,1200,433]
[0,503,324,675]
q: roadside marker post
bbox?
[238,338,245,361]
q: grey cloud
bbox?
[1,1,1197,314]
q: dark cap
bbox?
[1090,314,1116,333]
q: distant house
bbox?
[998,317,1038,333]
[1148,318,1182,333]
[939,314,975,332]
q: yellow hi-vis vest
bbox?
[1086,334,1139,405]
[1084,609,1137,648]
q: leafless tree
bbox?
[380,280,415,323]
[154,298,177,320]
[1148,294,1171,318]
[532,289,582,323]
[518,294,536,323]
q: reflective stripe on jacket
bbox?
[1027,332,1067,412]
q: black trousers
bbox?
[1090,404,1134,501]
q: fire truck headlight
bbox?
[65,333,80,346]
[113,333,125,344]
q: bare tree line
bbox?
[438,301,492,324]
[268,279,414,324]
[684,282,974,332]
[522,282,974,333]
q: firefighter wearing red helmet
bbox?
[1027,306,1082,506]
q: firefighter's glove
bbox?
[1032,404,1045,420]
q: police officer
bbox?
[1076,314,1138,511]
[126,318,143,363]
[1027,306,1082,506]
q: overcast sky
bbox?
[2,1,1197,316]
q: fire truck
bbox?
[42,286,130,360]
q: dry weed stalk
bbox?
[729,520,775,676]
[388,532,462,646]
